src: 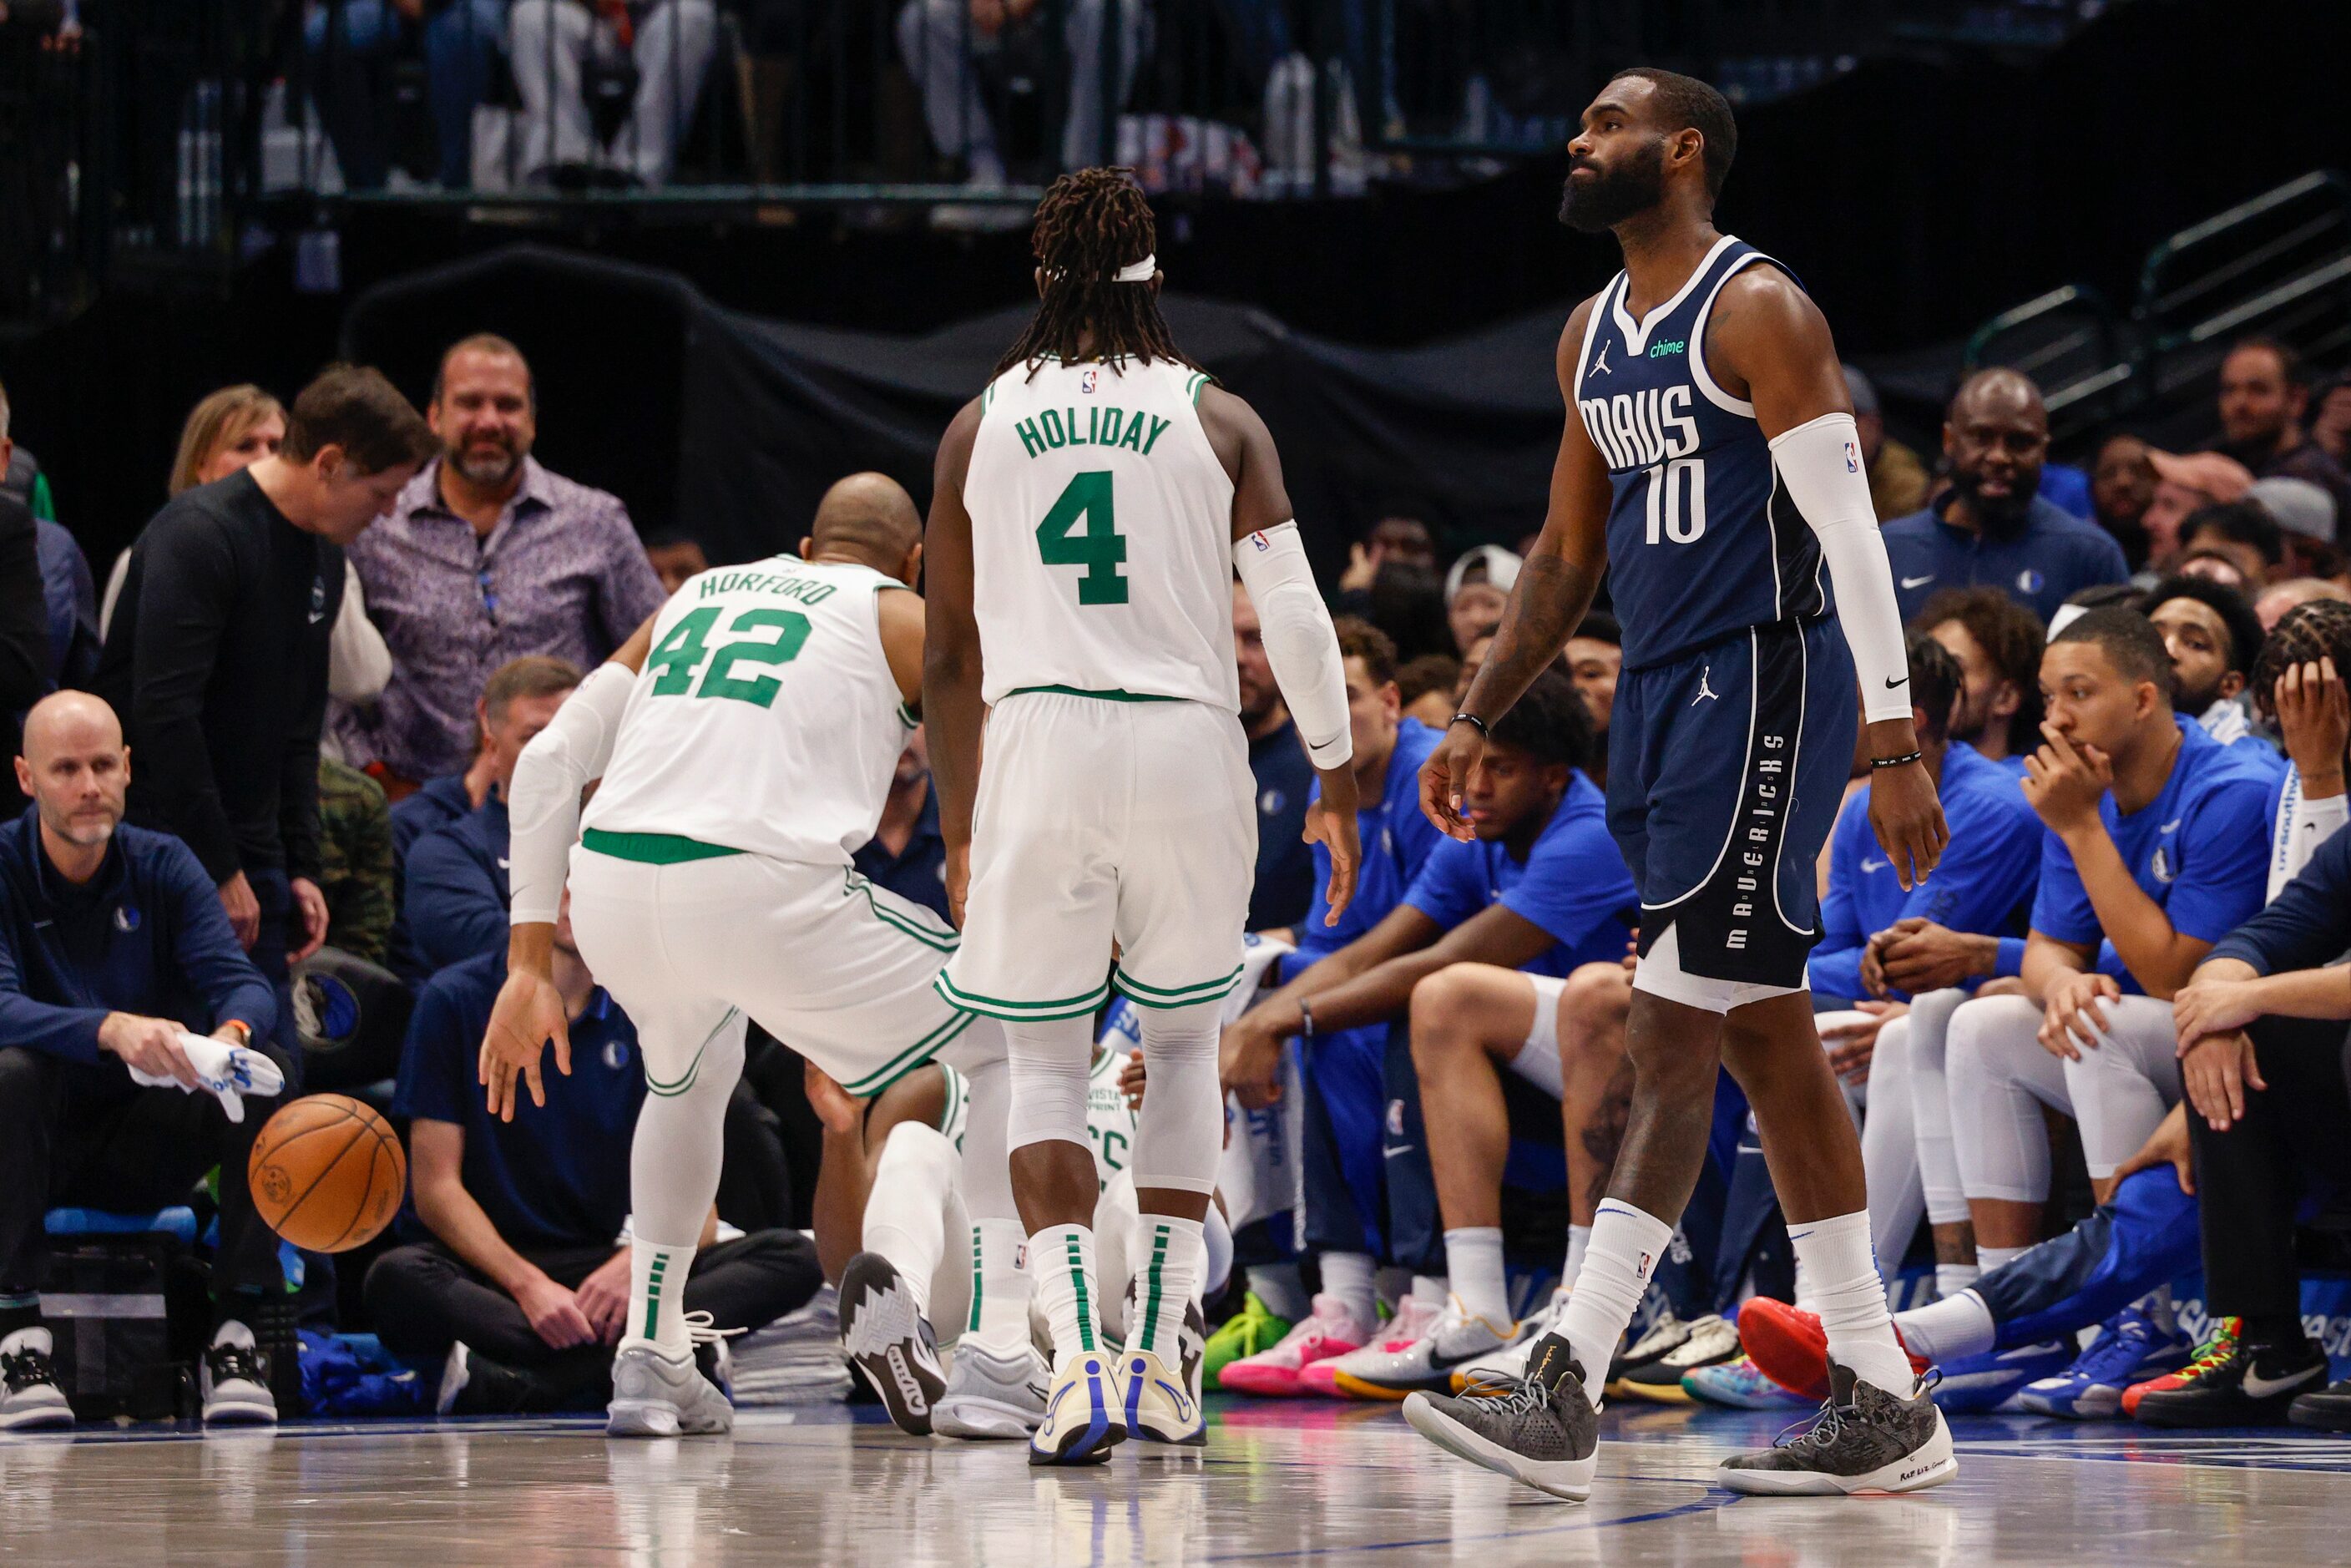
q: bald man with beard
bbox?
[1883,369,2130,625]
[0,692,289,1428]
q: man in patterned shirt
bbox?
[338,335,665,794]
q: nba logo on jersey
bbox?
[1081,368,1100,394]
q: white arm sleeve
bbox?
[1769,412,1914,725]
[1233,522,1352,770]
[507,661,637,927]
[2268,763,2349,903]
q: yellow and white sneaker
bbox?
[1122,1347,1205,1448]
[1029,1351,1128,1466]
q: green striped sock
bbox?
[1030,1223,1100,1365]
[1135,1216,1205,1357]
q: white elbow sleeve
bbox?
[1770,412,1913,724]
[508,660,636,926]
[1234,522,1353,769]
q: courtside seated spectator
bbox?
[1564,610,1621,788]
[850,728,950,923]
[2253,577,2349,633]
[2092,435,2159,574]
[2177,503,2283,589]
[2143,574,2267,749]
[1395,652,1461,731]
[2141,451,2253,579]
[403,657,582,976]
[341,336,664,794]
[1845,364,1930,521]
[2245,476,2339,581]
[0,378,61,721]
[96,366,436,1015]
[1941,609,2279,1294]
[644,530,709,596]
[0,693,290,1428]
[366,924,819,1414]
[2213,336,2351,519]
[1443,545,1519,655]
[1915,586,2046,765]
[1236,580,1315,933]
[1884,369,2128,626]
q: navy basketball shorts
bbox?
[1605,617,1858,1008]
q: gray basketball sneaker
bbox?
[934,1340,1050,1439]
[1716,1359,1956,1495]
[0,1327,72,1430]
[840,1252,948,1435]
[606,1342,735,1438]
[1401,1334,1600,1501]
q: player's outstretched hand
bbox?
[1865,756,1947,891]
[1419,722,1484,843]
[480,965,572,1121]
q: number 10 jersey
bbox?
[581,557,916,867]
[964,356,1239,711]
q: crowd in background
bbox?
[3,322,2351,1431]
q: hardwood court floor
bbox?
[5,1394,2346,1565]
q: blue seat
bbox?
[43,1207,200,1246]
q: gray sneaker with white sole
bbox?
[1716,1360,1956,1495]
[606,1343,735,1438]
[1402,1334,1600,1501]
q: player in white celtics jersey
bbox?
[478,474,1028,1439]
[924,169,1363,1464]
[811,1039,1235,1438]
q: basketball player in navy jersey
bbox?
[1400,68,1957,1498]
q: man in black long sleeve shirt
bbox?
[2146,822,2351,1428]
[0,386,60,735]
[94,367,434,1018]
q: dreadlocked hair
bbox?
[994,168,1206,381]
[2250,598,2351,721]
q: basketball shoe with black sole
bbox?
[839,1252,948,1435]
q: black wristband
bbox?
[1449,712,1488,737]
[1869,750,1924,771]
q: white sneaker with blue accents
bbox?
[1029,1351,1128,1466]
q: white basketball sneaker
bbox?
[935,1340,1050,1439]
[1029,1350,1128,1466]
[1327,1297,1524,1401]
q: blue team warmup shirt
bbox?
[2030,716,2283,993]
[1883,494,2130,628]
[392,949,646,1249]
[1810,741,2044,1001]
[1294,717,1445,965]
[1403,771,1638,977]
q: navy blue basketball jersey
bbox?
[1572,235,1829,671]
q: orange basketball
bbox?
[248,1095,407,1253]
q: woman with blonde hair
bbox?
[105,385,392,719]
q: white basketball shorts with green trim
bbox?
[938,688,1254,1021]
[569,836,981,1099]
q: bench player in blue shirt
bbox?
[1403,66,1955,1499]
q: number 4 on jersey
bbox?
[1035,470,1130,605]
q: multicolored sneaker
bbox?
[1615,1313,1740,1404]
[1305,1297,1440,1397]
[1682,1354,1810,1409]
[1216,1293,1368,1396]
[1202,1293,1291,1385]
[1449,1289,1569,1394]
[2126,1319,2329,1427]
[1929,1341,2072,1413]
[1737,1297,1929,1402]
[1328,1298,1524,1401]
[1716,1360,1956,1496]
[2018,1307,2192,1419]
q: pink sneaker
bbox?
[1217,1294,1369,1396]
[1299,1297,1443,1396]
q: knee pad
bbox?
[1004,1017,1093,1153]
[1131,1000,1221,1196]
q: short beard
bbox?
[1949,471,2035,535]
[1558,143,1666,234]
[449,443,523,489]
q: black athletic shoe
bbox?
[1717,1361,1956,1495]
[2289,1380,2351,1432]
[0,1327,72,1430]
[2127,1321,2328,1428]
[839,1252,946,1435]
[1400,1334,1600,1501]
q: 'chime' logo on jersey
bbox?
[1580,383,1709,545]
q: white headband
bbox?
[1115,254,1157,283]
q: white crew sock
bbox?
[1893,1287,1997,1364]
[1562,1224,1590,1295]
[628,1237,698,1356]
[1443,1227,1509,1326]
[1787,1211,1914,1395]
[1246,1262,1308,1323]
[1030,1223,1103,1368]
[1558,1199,1675,1408]
[1977,1244,2027,1273]
[1410,1274,1449,1310]
[965,1218,1034,1355]
[1317,1252,1378,1331]
[1934,1262,1980,1299]
[1132,1214,1205,1359]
